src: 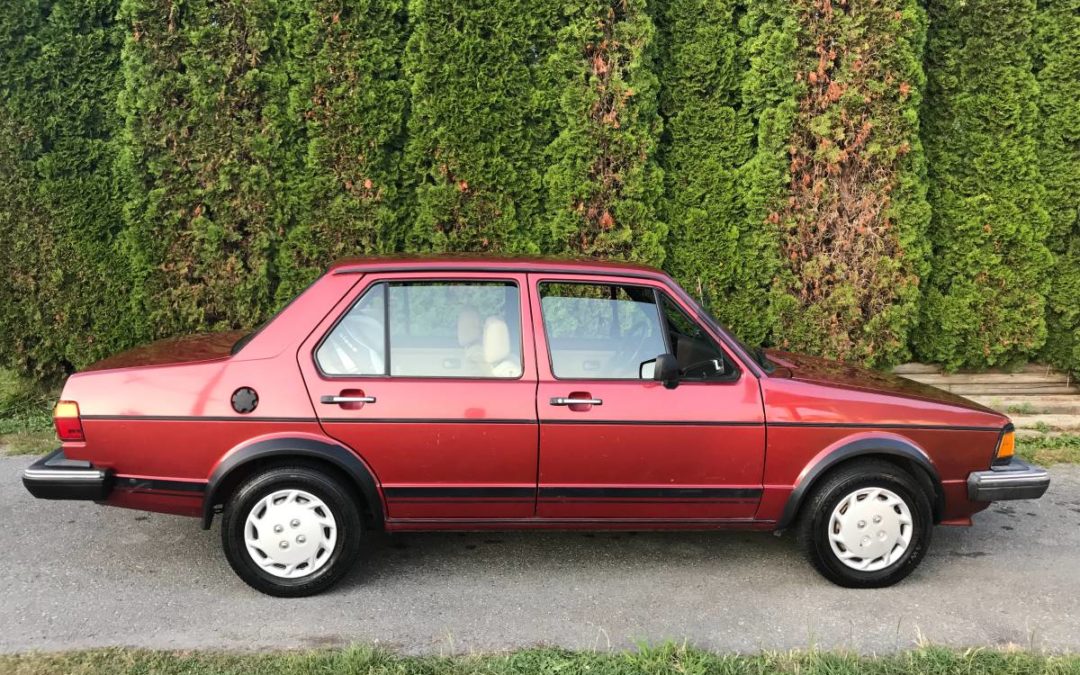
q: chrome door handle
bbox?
[320,395,376,404]
[550,397,602,406]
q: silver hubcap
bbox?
[244,489,337,579]
[828,487,913,572]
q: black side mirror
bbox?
[648,353,679,389]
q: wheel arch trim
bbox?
[775,434,942,531]
[202,435,384,529]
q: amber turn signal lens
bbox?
[995,429,1015,464]
[53,400,85,442]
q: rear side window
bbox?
[316,283,386,376]
[317,281,522,379]
[539,282,667,379]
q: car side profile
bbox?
[23,257,1050,596]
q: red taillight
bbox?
[53,401,84,442]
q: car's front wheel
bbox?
[797,459,932,588]
[221,464,361,597]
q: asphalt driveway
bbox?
[2,455,1079,654]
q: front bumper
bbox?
[968,458,1050,502]
[22,448,113,501]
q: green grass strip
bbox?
[2,645,1080,675]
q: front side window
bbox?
[660,294,733,380]
[539,282,667,379]
[317,281,522,378]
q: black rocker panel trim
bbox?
[768,421,1003,432]
[381,486,762,502]
[115,477,206,493]
[384,487,534,499]
[539,487,761,499]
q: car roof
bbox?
[328,255,669,280]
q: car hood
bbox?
[764,349,1001,415]
[82,330,247,372]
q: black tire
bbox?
[221,465,362,597]
[796,459,932,588]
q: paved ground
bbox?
[2,456,1080,655]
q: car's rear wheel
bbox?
[797,459,932,588]
[221,465,361,597]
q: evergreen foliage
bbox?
[771,0,931,367]
[273,0,410,302]
[0,0,1075,380]
[543,0,666,264]
[914,0,1054,370]
[0,0,127,379]
[402,0,558,254]
[656,0,779,346]
[1035,0,1080,374]
[116,0,299,337]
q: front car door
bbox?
[530,274,765,521]
[298,272,539,521]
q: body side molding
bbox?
[774,436,943,531]
[201,436,384,529]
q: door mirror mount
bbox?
[643,353,680,389]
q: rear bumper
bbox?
[22,448,113,501]
[968,458,1049,502]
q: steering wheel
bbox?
[679,358,725,379]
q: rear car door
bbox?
[530,274,765,521]
[298,272,538,520]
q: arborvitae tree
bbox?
[543,0,666,264]
[0,109,54,378]
[914,0,1053,369]
[737,0,799,346]
[769,0,931,366]
[274,0,410,302]
[1036,0,1080,374]
[656,0,776,345]
[117,0,299,338]
[402,0,558,254]
[0,0,128,380]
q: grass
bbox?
[1,645,1079,675]
[1007,402,1037,415]
[1017,434,1080,466]
[0,369,57,456]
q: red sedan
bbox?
[23,257,1049,596]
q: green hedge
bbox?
[1,0,1077,380]
[543,0,666,264]
[274,0,410,302]
[402,0,556,255]
[1036,0,1080,375]
[116,0,298,338]
[656,0,778,346]
[0,0,127,381]
[914,0,1054,370]
[771,0,931,367]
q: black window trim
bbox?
[313,276,527,382]
[654,288,741,384]
[331,262,765,379]
[535,278,741,384]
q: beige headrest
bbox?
[483,317,512,364]
[457,308,482,346]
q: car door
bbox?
[530,274,765,521]
[298,272,539,520]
